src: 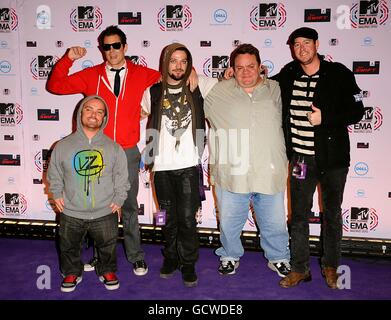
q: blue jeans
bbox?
[215,186,290,263]
[289,153,348,273]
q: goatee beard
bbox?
[169,72,185,81]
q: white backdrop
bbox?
[0,0,390,240]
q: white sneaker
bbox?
[84,257,98,272]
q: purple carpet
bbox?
[0,238,390,301]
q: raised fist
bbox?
[67,46,87,61]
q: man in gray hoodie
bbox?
[48,95,130,292]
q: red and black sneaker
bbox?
[61,275,82,292]
[99,272,120,290]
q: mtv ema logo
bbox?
[350,0,389,28]
[157,4,192,31]
[203,56,230,78]
[128,56,148,67]
[70,6,103,32]
[250,3,287,30]
[0,102,23,126]
[348,106,383,133]
[0,193,27,216]
[34,149,52,173]
[30,55,59,80]
[342,207,379,233]
[0,8,18,32]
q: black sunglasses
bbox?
[102,42,122,51]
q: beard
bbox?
[168,70,185,81]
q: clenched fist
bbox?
[67,46,87,61]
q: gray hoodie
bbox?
[47,95,130,219]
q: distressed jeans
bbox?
[153,166,200,265]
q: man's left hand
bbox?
[308,104,322,126]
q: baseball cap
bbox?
[287,27,318,45]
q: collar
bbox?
[106,61,127,73]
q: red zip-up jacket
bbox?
[47,55,160,149]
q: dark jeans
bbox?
[59,213,118,277]
[122,146,144,263]
[289,153,348,273]
[153,166,200,265]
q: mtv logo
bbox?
[329,39,338,46]
[363,107,374,121]
[38,55,54,68]
[129,56,141,64]
[351,207,369,220]
[259,3,278,17]
[0,8,10,21]
[166,5,183,19]
[359,0,379,15]
[0,103,15,115]
[78,6,94,20]
[5,193,19,205]
[212,56,229,69]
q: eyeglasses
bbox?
[102,42,122,51]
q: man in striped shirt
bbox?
[273,27,364,289]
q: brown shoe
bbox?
[322,267,338,289]
[279,271,312,288]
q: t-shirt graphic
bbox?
[162,91,191,147]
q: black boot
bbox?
[160,259,178,279]
[181,264,198,287]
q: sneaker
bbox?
[84,257,98,272]
[218,260,239,275]
[268,261,291,277]
[133,260,148,276]
[61,275,82,293]
[160,259,178,279]
[181,264,198,287]
[99,272,120,290]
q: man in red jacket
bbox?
[47,25,161,276]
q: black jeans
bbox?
[59,213,118,277]
[289,153,348,273]
[153,166,200,265]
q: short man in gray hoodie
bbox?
[48,95,130,292]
